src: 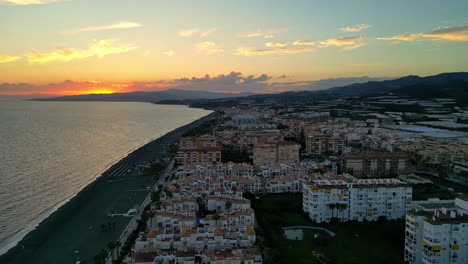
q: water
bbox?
[0,100,211,253]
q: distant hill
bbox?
[32,89,258,102]
[157,72,468,108]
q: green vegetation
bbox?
[221,144,252,164]
[141,162,166,179]
[251,194,405,264]
[182,116,220,137]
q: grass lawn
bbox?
[251,194,405,264]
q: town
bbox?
[118,94,467,264]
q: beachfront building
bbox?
[306,133,344,156]
[233,132,284,152]
[176,147,222,166]
[302,175,412,223]
[134,193,257,257]
[253,141,300,167]
[175,162,254,178]
[340,152,410,178]
[173,173,262,195]
[404,197,468,264]
[132,247,262,264]
[179,136,221,149]
[265,174,313,193]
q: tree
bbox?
[231,186,238,194]
[326,203,337,218]
[213,213,220,226]
[107,241,116,263]
[225,201,232,211]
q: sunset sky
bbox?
[0,0,467,95]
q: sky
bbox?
[0,0,467,95]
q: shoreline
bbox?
[0,111,216,263]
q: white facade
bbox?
[404,197,468,264]
[303,176,412,223]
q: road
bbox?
[104,159,175,264]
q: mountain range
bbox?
[33,89,258,102]
[34,72,468,107]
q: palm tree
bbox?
[326,203,336,218]
[213,213,220,226]
[225,201,232,212]
[337,203,348,220]
[107,241,116,263]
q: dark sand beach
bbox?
[0,112,215,264]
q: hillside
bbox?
[32,89,258,102]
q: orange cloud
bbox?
[64,21,142,34]
[340,24,371,32]
[319,35,369,47]
[0,55,21,63]
[0,0,59,5]
[265,42,288,47]
[293,40,316,46]
[196,42,224,55]
[341,43,367,51]
[234,46,314,56]
[377,33,421,41]
[163,50,176,56]
[237,29,287,38]
[25,39,138,63]
[179,28,200,37]
[378,25,468,42]
[201,27,218,37]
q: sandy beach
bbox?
[0,111,215,264]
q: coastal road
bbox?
[104,159,175,264]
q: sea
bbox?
[0,100,211,254]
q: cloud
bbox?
[377,33,421,41]
[0,74,394,95]
[200,27,218,37]
[265,42,288,47]
[421,25,468,41]
[340,24,371,32]
[179,27,218,37]
[25,39,138,63]
[196,42,224,55]
[234,46,314,56]
[293,40,316,46]
[340,43,367,51]
[179,28,200,37]
[0,55,21,63]
[64,21,142,34]
[163,50,176,56]
[319,35,369,47]
[237,29,286,38]
[378,25,468,42]
[0,0,59,5]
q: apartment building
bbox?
[233,132,284,152]
[303,175,412,223]
[134,193,257,258]
[180,136,220,149]
[306,133,344,155]
[340,152,410,178]
[404,197,468,264]
[176,147,222,166]
[253,141,300,167]
[175,162,254,178]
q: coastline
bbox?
[0,110,216,264]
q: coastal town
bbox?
[105,94,468,264]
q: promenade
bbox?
[0,113,215,264]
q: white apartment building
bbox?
[303,175,412,223]
[404,197,468,264]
